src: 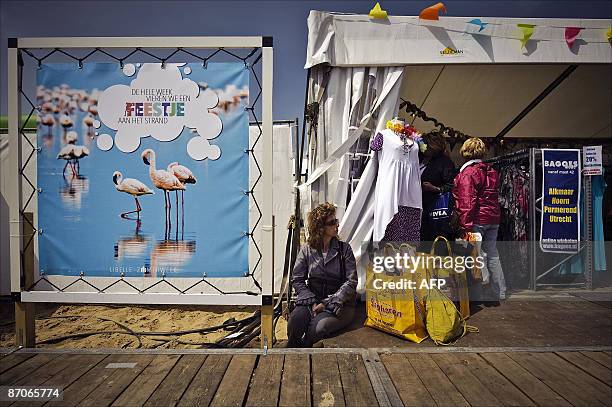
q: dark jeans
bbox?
[286,304,355,347]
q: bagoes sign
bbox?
[37,62,250,278]
[540,149,581,253]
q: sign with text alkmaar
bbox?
[540,149,581,253]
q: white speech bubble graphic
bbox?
[97,63,222,160]
[97,133,114,151]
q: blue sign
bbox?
[37,62,250,278]
[540,149,581,253]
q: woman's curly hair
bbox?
[307,202,337,250]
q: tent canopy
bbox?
[305,11,612,141]
[400,64,611,139]
[306,11,612,67]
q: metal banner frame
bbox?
[529,147,594,290]
[7,37,274,307]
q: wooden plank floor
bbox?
[0,349,610,406]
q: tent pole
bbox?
[530,148,538,291]
[495,65,578,141]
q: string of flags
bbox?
[369,2,612,51]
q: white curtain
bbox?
[302,65,404,293]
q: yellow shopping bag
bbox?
[364,243,428,343]
[427,236,470,320]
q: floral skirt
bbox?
[382,206,421,244]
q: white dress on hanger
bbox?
[373,129,422,242]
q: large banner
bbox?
[37,62,249,278]
[540,149,581,253]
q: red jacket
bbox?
[452,160,500,232]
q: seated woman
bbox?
[287,202,358,347]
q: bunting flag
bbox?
[419,2,446,21]
[517,24,535,49]
[564,27,582,49]
[607,27,612,42]
[369,2,388,19]
[467,18,488,32]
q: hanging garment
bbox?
[560,173,608,275]
[593,173,607,272]
[496,164,530,280]
[370,129,422,242]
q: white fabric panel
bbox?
[0,134,10,295]
[250,123,295,294]
[301,67,403,190]
[336,68,404,294]
[306,11,612,68]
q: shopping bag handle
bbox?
[430,236,452,257]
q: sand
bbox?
[0,303,288,349]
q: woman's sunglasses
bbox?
[324,218,339,226]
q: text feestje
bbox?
[372,254,485,274]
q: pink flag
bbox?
[565,27,582,49]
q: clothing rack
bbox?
[485,148,530,165]
[487,147,596,291]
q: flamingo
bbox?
[59,113,73,137]
[141,149,185,229]
[113,171,154,219]
[83,114,94,138]
[167,162,196,211]
[65,130,78,145]
[71,145,89,174]
[58,145,77,177]
[41,114,54,137]
[58,144,88,177]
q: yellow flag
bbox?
[606,27,612,42]
[369,2,388,19]
[517,24,535,49]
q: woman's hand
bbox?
[311,303,325,315]
[422,181,441,193]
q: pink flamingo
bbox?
[141,149,185,229]
[113,171,154,219]
[167,162,196,210]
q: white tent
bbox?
[301,11,612,292]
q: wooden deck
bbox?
[1,347,611,406]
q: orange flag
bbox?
[419,2,446,21]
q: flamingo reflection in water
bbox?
[114,219,149,261]
[59,173,89,210]
[112,171,154,219]
[145,239,196,278]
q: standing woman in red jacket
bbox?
[453,138,506,300]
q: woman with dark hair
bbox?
[287,202,358,347]
[420,131,457,245]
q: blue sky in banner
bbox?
[37,62,250,278]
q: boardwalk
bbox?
[1,347,610,406]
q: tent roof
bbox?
[400,64,611,139]
[306,11,612,68]
[306,11,611,140]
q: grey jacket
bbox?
[292,237,358,306]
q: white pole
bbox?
[8,39,23,295]
[260,37,274,349]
